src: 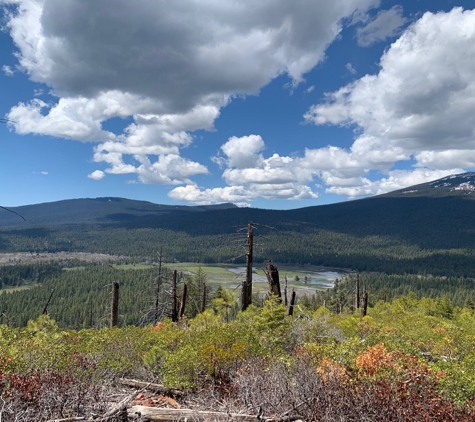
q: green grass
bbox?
[162,262,343,296]
[0,283,38,294]
[112,263,155,270]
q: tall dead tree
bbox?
[111,282,119,327]
[284,275,288,307]
[154,247,163,324]
[288,288,296,316]
[361,286,368,317]
[201,283,207,313]
[171,270,178,322]
[179,283,187,319]
[355,274,360,310]
[42,288,55,315]
[242,222,254,311]
[265,260,281,299]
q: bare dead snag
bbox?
[110,282,119,327]
[361,286,368,317]
[154,246,163,324]
[265,260,281,299]
[284,275,288,307]
[171,270,178,322]
[179,283,187,319]
[242,222,254,311]
[201,282,207,313]
[288,288,296,316]
[42,288,55,315]
[355,274,360,310]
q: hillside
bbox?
[0,197,237,227]
[0,172,475,277]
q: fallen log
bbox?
[128,406,303,422]
[101,389,140,419]
[117,378,183,396]
[128,406,258,421]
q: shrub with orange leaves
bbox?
[152,321,168,332]
[356,342,436,384]
[356,343,390,377]
[316,357,348,384]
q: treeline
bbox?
[0,262,218,330]
[1,225,475,277]
[0,262,62,288]
[0,263,166,328]
[3,261,475,329]
[300,272,475,313]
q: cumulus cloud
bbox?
[1,0,377,192]
[356,5,408,46]
[88,170,105,180]
[2,65,14,76]
[170,134,319,204]
[302,7,475,197]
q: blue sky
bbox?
[1,0,474,208]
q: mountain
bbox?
[0,197,238,227]
[382,172,475,199]
[1,172,475,277]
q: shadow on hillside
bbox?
[101,196,475,250]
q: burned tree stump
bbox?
[265,260,281,300]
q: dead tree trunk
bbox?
[154,247,163,324]
[284,275,288,307]
[201,283,207,313]
[361,286,368,317]
[179,284,187,319]
[171,270,178,322]
[111,282,119,328]
[355,274,360,310]
[42,288,55,315]
[242,222,254,311]
[241,280,247,312]
[265,260,281,299]
[288,288,296,316]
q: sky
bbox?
[1,0,475,209]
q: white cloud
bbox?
[168,183,318,206]
[3,0,375,108]
[88,170,105,180]
[218,135,265,169]
[303,7,475,197]
[2,0,377,191]
[170,134,319,204]
[305,85,315,93]
[136,154,208,185]
[168,185,254,207]
[356,5,408,46]
[178,7,475,205]
[345,63,357,74]
[2,65,14,76]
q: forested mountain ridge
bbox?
[0,197,237,227]
[0,172,474,277]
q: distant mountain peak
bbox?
[430,172,475,192]
[382,171,475,199]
